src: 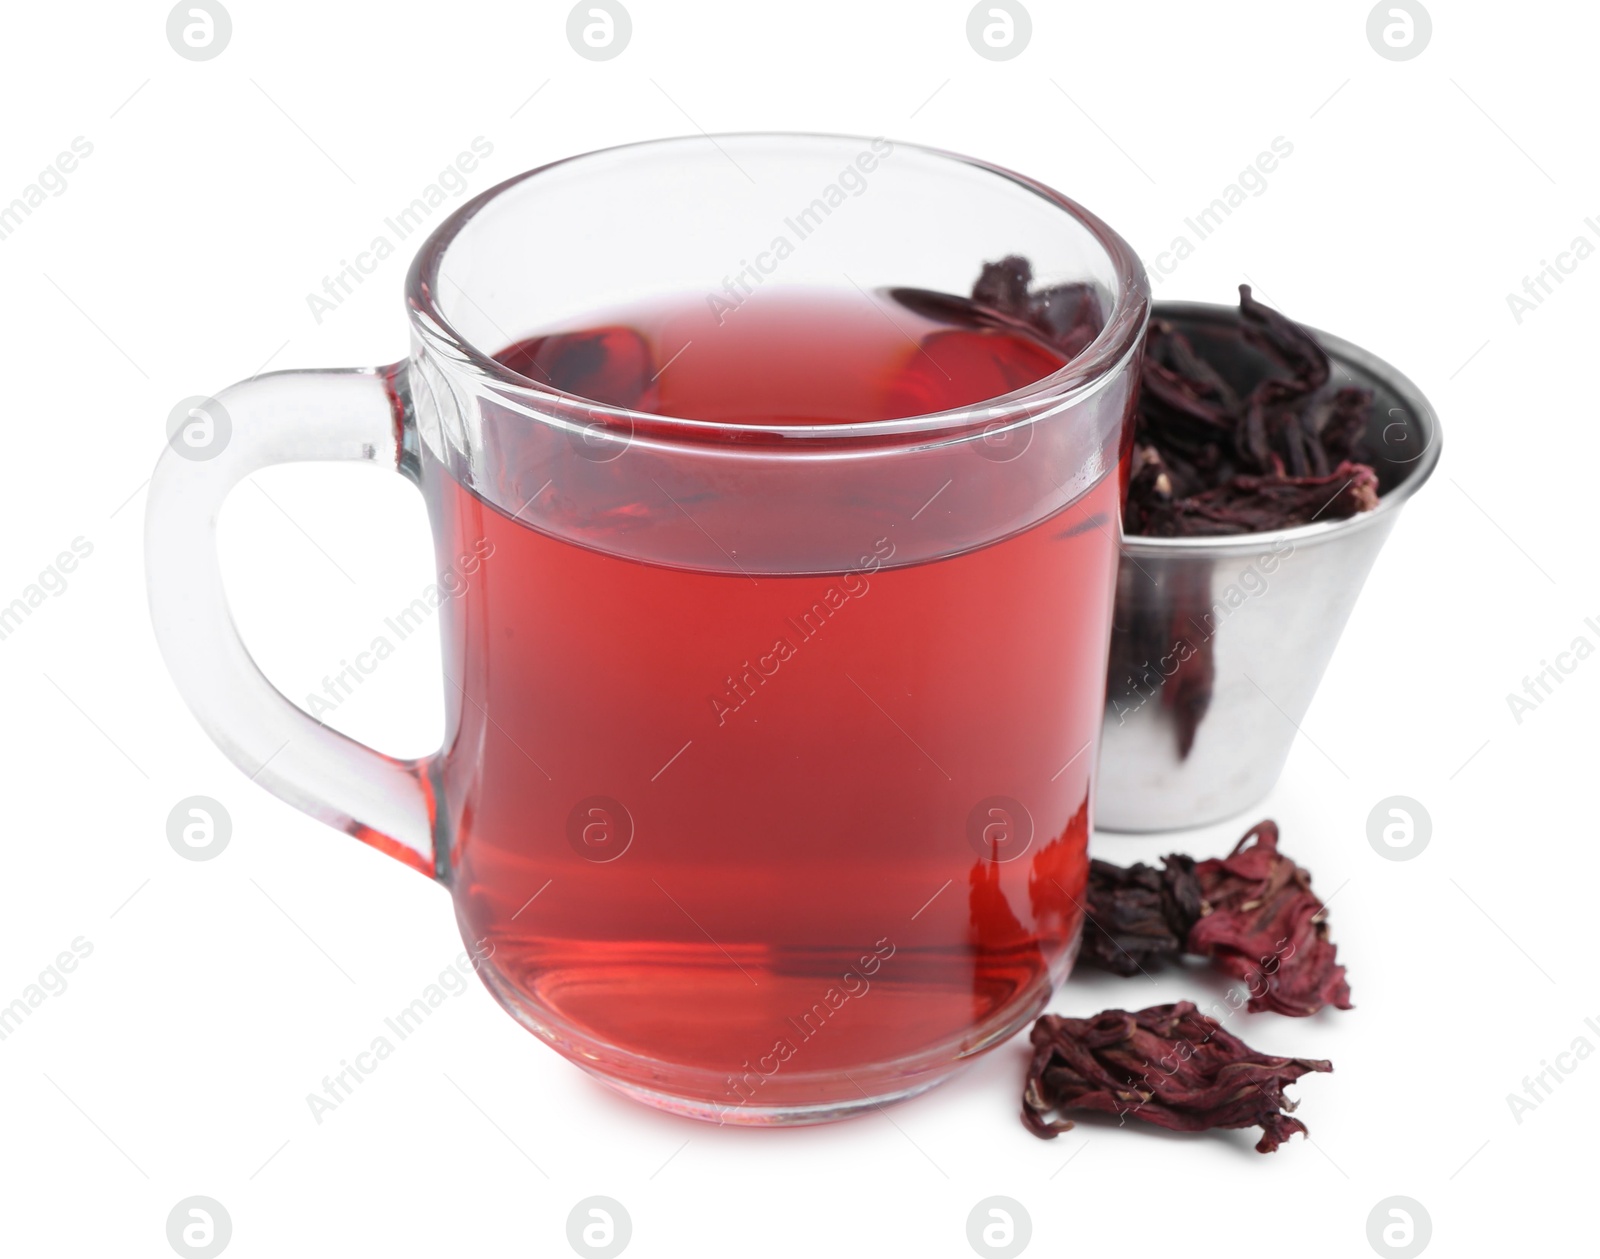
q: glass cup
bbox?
[146,134,1149,1124]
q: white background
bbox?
[1,2,1593,1256]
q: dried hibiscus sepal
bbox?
[1081,820,1352,1017]
[1022,1001,1331,1153]
[1078,852,1201,977]
[957,265,1383,539]
[1188,820,1351,1017]
[1125,284,1381,537]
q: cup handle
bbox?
[145,363,437,877]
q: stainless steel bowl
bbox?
[1095,302,1441,832]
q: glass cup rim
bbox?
[406,131,1151,444]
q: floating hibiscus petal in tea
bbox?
[1022,1001,1332,1153]
[1081,820,1351,1017]
[967,254,1106,362]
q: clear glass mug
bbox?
[146,134,1148,1123]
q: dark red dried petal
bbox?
[1080,820,1351,1018]
[1023,1001,1331,1152]
[1108,282,1382,538]
[1171,460,1379,536]
[1238,284,1330,394]
[494,327,657,410]
[1031,282,1104,360]
[1311,387,1375,465]
[1187,820,1353,1017]
[1080,855,1200,975]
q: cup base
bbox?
[582,1071,947,1127]
[472,946,1058,1126]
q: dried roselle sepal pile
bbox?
[958,262,1382,536]
[1023,822,1348,1152]
[1023,1002,1332,1153]
[1081,819,1352,1017]
[1126,285,1380,536]
[1130,453,1379,537]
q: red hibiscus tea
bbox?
[422,285,1124,1118]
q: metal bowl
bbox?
[1095,302,1441,832]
